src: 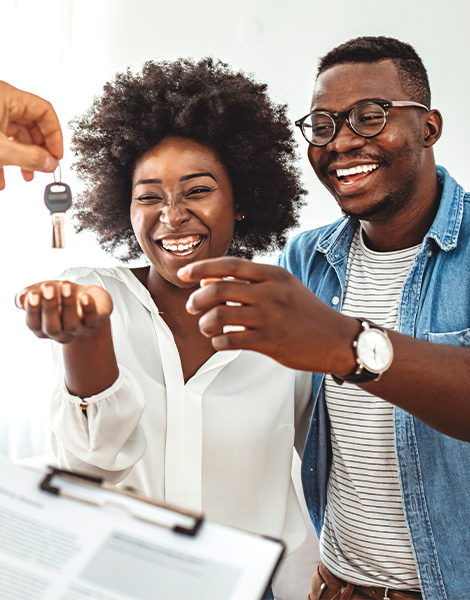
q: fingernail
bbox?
[177,267,189,279]
[42,285,54,300]
[61,283,71,297]
[200,278,219,287]
[80,294,89,306]
[14,290,25,308]
[186,297,195,314]
[43,156,58,172]
[28,292,40,307]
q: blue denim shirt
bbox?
[278,166,470,600]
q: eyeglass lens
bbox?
[303,102,387,145]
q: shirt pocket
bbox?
[423,327,470,347]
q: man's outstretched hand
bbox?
[178,257,358,375]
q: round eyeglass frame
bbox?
[295,99,429,146]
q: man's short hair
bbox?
[317,36,431,107]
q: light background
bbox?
[1,0,468,459]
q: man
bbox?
[0,80,63,189]
[179,37,470,600]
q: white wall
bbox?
[1,0,469,457]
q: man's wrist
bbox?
[328,317,362,377]
[331,319,394,385]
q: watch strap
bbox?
[331,319,387,385]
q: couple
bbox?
[17,36,470,600]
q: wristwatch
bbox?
[332,319,394,385]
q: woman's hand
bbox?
[15,280,113,344]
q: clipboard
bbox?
[40,466,204,537]
[0,459,285,600]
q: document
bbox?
[0,459,283,600]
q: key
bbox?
[44,181,72,248]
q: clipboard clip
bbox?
[40,466,204,537]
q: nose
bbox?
[159,200,190,228]
[326,120,366,154]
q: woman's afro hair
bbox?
[70,57,306,261]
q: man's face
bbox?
[307,60,427,221]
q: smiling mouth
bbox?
[334,163,379,185]
[158,234,205,256]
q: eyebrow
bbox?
[181,172,216,182]
[310,97,389,112]
[134,172,216,188]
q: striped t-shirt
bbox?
[321,226,421,589]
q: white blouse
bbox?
[50,267,312,553]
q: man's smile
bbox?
[334,163,379,183]
[323,161,382,195]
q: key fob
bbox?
[44,182,72,213]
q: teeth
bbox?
[336,164,378,178]
[161,238,202,252]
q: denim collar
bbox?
[426,165,464,251]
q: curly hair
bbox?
[70,57,306,261]
[317,36,431,108]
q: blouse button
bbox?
[332,296,340,306]
[427,250,433,258]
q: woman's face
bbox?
[131,136,239,288]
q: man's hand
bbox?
[179,257,470,441]
[0,81,64,190]
[16,280,113,344]
[178,257,359,374]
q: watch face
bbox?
[356,329,393,373]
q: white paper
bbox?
[0,459,283,600]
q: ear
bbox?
[423,109,443,148]
[235,204,245,221]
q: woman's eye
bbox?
[137,195,161,203]
[187,187,211,197]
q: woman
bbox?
[17,59,311,568]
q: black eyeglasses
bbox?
[295,99,429,146]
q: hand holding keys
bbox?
[44,168,72,248]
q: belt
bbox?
[310,562,422,600]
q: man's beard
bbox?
[340,167,420,222]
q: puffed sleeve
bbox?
[50,360,147,483]
[49,267,147,483]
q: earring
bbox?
[237,214,245,220]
